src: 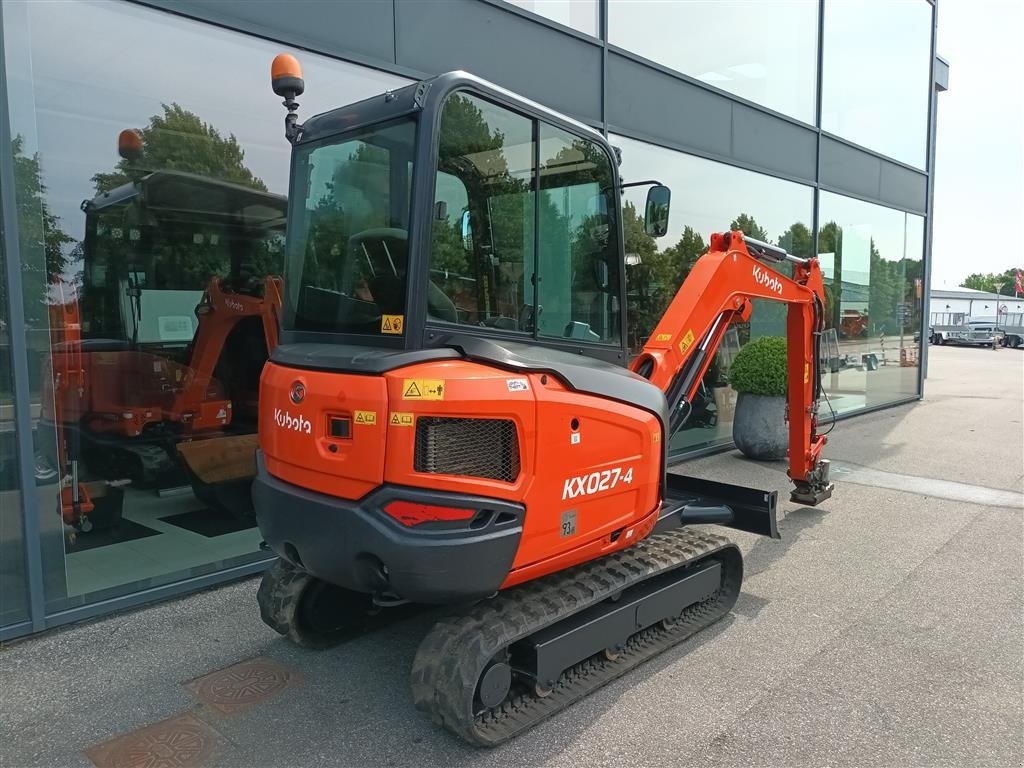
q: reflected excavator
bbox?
[42,131,287,528]
[253,55,833,745]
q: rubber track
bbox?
[410,528,742,746]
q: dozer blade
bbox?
[178,434,259,518]
[410,528,742,746]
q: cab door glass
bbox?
[429,92,536,330]
[537,125,620,344]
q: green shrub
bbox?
[728,336,788,396]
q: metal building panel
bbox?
[879,160,928,214]
[139,0,397,66]
[606,52,732,158]
[394,0,602,123]
[731,103,817,183]
[819,136,881,201]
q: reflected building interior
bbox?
[0,0,938,636]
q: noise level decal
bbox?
[389,412,414,427]
[402,379,445,400]
[655,333,672,342]
[381,314,404,334]
[354,410,377,425]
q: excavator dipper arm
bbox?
[630,230,833,505]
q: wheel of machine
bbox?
[257,558,377,649]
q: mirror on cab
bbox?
[460,209,474,252]
[644,185,671,237]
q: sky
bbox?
[931,0,1024,289]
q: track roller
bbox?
[411,528,742,746]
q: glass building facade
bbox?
[0,0,942,638]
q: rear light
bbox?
[383,500,476,527]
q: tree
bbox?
[8,136,76,327]
[82,105,278,337]
[962,269,1024,295]
[92,103,266,193]
[660,226,706,286]
[730,213,768,242]
[622,201,667,350]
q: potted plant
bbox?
[728,335,789,460]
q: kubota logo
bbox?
[274,408,312,434]
[752,265,783,295]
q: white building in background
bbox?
[929,287,1024,325]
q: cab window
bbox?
[429,93,535,330]
[428,91,621,344]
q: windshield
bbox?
[81,174,285,344]
[283,118,417,336]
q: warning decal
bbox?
[804,362,810,384]
[678,329,696,355]
[389,412,415,427]
[354,410,377,425]
[402,379,445,400]
[381,314,404,334]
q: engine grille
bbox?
[414,417,520,483]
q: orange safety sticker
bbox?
[381,314,404,334]
[678,329,696,355]
[402,379,445,400]
[804,362,809,384]
[354,410,377,425]
[389,412,414,427]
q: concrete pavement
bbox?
[1,344,1021,768]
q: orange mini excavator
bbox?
[254,55,833,745]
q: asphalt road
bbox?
[1,344,1021,768]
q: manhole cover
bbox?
[186,656,298,715]
[86,712,224,768]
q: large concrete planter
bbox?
[732,392,787,461]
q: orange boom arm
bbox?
[630,230,833,505]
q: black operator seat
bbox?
[347,228,458,323]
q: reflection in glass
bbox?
[822,0,932,167]
[818,192,924,412]
[505,0,599,36]
[2,0,409,612]
[0,236,31,628]
[537,123,620,344]
[608,0,818,123]
[429,93,536,330]
[613,134,814,455]
[286,118,417,335]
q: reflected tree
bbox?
[8,136,75,327]
[92,104,266,193]
[84,104,280,338]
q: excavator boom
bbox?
[631,230,833,505]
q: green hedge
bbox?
[729,336,788,396]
